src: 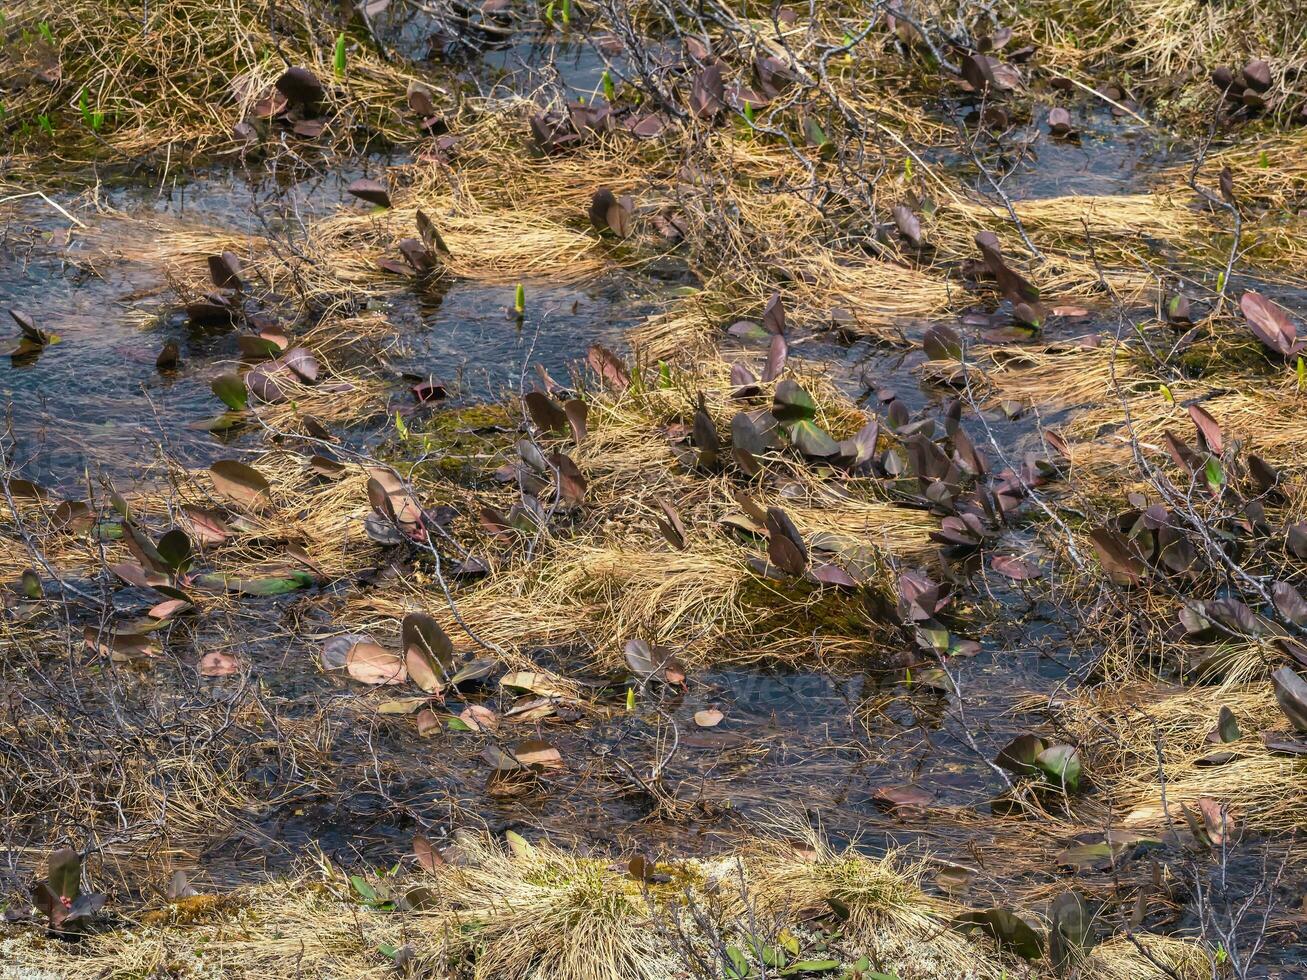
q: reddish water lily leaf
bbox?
[207,251,243,290]
[413,834,446,872]
[587,344,630,389]
[511,738,563,769]
[149,598,192,620]
[1239,291,1304,356]
[654,495,688,550]
[991,555,1041,581]
[548,451,587,507]
[765,507,808,576]
[403,612,454,693]
[1087,527,1146,586]
[524,391,568,433]
[892,204,924,248]
[872,785,934,813]
[181,506,231,546]
[690,62,724,118]
[1187,404,1223,454]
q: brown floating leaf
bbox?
[548,451,587,507]
[208,460,272,513]
[403,612,454,693]
[762,333,788,382]
[524,391,568,433]
[460,704,499,732]
[1187,404,1223,454]
[415,210,450,257]
[960,53,998,95]
[690,62,724,119]
[589,187,634,237]
[1047,106,1074,137]
[347,178,391,208]
[991,555,1041,581]
[761,292,786,335]
[413,834,446,872]
[1239,291,1304,356]
[346,638,407,685]
[1271,667,1307,732]
[1087,527,1146,586]
[872,785,934,813]
[564,399,588,446]
[156,341,180,371]
[199,651,239,677]
[587,344,630,390]
[892,204,925,248]
[181,506,231,546]
[275,66,325,107]
[765,507,808,576]
[654,495,688,550]
[208,252,243,290]
[511,738,563,769]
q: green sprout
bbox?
[37,114,54,136]
[77,88,103,131]
[334,33,347,79]
[37,20,54,43]
[513,283,525,315]
[601,69,615,103]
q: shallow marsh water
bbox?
[3,25,1307,977]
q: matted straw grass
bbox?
[1061,670,1307,834]
[1,0,420,167]
[0,823,1216,980]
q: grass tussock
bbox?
[1,0,419,167]
[2,824,1216,980]
[1061,675,1307,834]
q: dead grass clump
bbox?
[1,0,419,168]
[933,192,1210,287]
[743,825,1008,979]
[1037,0,1307,124]
[430,832,673,980]
[1061,676,1307,834]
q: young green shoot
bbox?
[334,33,347,79]
[513,283,526,316]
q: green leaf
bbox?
[211,373,248,411]
[333,32,347,79]
[514,283,525,315]
[786,418,840,457]
[350,875,378,903]
[1035,744,1082,792]
[48,848,81,902]
[725,947,752,979]
[1204,456,1224,493]
[772,379,817,424]
[193,570,315,595]
[780,960,840,975]
[955,908,1045,960]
